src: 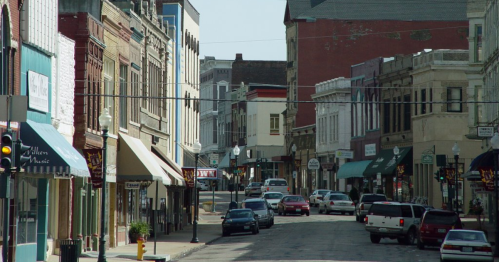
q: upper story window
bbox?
[270,114,279,135]
[447,87,463,112]
[119,65,128,129]
[475,25,483,62]
[103,58,115,134]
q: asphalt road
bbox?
[176,191,441,262]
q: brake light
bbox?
[399,219,404,227]
[330,201,335,205]
[351,202,355,206]
[475,246,492,252]
[317,196,323,200]
[360,203,364,210]
[364,216,368,224]
[267,187,269,191]
[442,244,461,250]
[287,187,290,192]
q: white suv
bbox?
[365,202,425,245]
[261,178,290,195]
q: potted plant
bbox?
[129,221,151,243]
[202,201,216,212]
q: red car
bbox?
[417,209,462,249]
[277,195,310,216]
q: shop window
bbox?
[447,87,463,112]
[16,177,38,244]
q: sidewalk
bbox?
[47,207,226,262]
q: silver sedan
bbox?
[318,193,355,215]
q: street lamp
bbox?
[393,146,400,202]
[233,145,240,205]
[490,132,499,257]
[191,140,202,243]
[452,142,460,214]
[97,108,111,262]
[292,144,297,194]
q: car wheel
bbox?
[252,227,258,235]
[417,237,425,250]
[370,234,381,244]
[306,212,310,216]
[318,206,323,214]
[349,212,354,215]
[325,209,330,215]
[405,228,416,245]
[359,215,365,223]
[283,211,287,216]
[355,214,359,221]
[278,209,282,216]
[266,222,271,229]
[341,212,344,215]
[223,230,230,237]
[397,238,405,244]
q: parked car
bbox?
[221,208,259,236]
[309,189,332,207]
[277,195,310,216]
[355,193,387,222]
[261,192,284,211]
[228,183,245,192]
[242,198,274,228]
[440,229,493,262]
[318,193,355,215]
[417,209,462,249]
[197,181,210,191]
[245,182,263,196]
[261,178,290,195]
[365,201,425,245]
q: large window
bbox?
[383,99,390,134]
[475,85,483,125]
[270,114,279,134]
[131,71,140,123]
[119,65,128,129]
[16,177,38,244]
[414,91,418,116]
[447,87,462,112]
[421,89,426,114]
[475,25,483,62]
[404,95,411,131]
[103,58,115,134]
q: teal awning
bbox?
[364,147,413,177]
[337,160,372,179]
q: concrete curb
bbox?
[169,235,223,261]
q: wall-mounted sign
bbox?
[28,70,49,113]
[477,127,494,137]
[125,182,141,190]
[336,150,354,159]
[365,144,376,157]
[421,154,433,164]
[308,158,320,170]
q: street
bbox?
[175,190,441,262]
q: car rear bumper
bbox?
[420,235,446,246]
[328,206,355,212]
[224,225,257,233]
[285,208,310,214]
[366,226,404,236]
[441,252,493,262]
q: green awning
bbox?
[364,147,413,177]
[337,160,372,179]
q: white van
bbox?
[261,178,290,195]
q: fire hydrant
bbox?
[137,237,147,261]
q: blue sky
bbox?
[190,0,287,61]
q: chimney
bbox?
[235,53,243,61]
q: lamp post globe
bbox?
[97,107,112,262]
[233,145,240,205]
[452,142,460,214]
[191,140,202,243]
[491,133,499,257]
[393,146,400,202]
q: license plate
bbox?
[438,229,446,233]
[244,226,249,230]
[296,209,301,212]
[462,247,473,252]
[379,228,387,232]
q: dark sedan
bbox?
[221,208,260,236]
[277,195,310,216]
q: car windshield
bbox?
[318,190,330,195]
[284,196,305,202]
[446,231,486,242]
[243,201,266,210]
[330,194,349,200]
[424,212,459,225]
[264,193,283,199]
[368,204,401,217]
[226,211,253,219]
[363,195,387,202]
[269,180,287,186]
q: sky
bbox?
[189,0,287,61]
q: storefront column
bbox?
[37,179,49,261]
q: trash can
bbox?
[60,239,81,262]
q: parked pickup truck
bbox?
[261,178,290,195]
[355,193,387,222]
[365,202,425,245]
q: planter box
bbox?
[202,204,215,212]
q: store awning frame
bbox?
[337,160,372,179]
[117,133,170,185]
[463,150,493,180]
[151,146,186,187]
[364,147,413,177]
[20,120,90,178]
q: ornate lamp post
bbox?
[190,140,202,243]
[393,146,400,202]
[490,132,499,257]
[233,145,240,205]
[97,108,111,262]
[452,142,460,213]
[292,144,297,194]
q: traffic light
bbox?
[439,168,445,182]
[256,158,261,168]
[1,131,13,168]
[434,171,440,182]
[137,237,147,260]
[15,139,31,169]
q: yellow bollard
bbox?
[137,237,147,261]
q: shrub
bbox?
[129,221,151,237]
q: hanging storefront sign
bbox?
[125,182,141,190]
[82,149,103,188]
[479,167,494,191]
[336,150,354,159]
[421,154,433,164]
[236,166,246,177]
[308,158,320,170]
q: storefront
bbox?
[337,160,372,193]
